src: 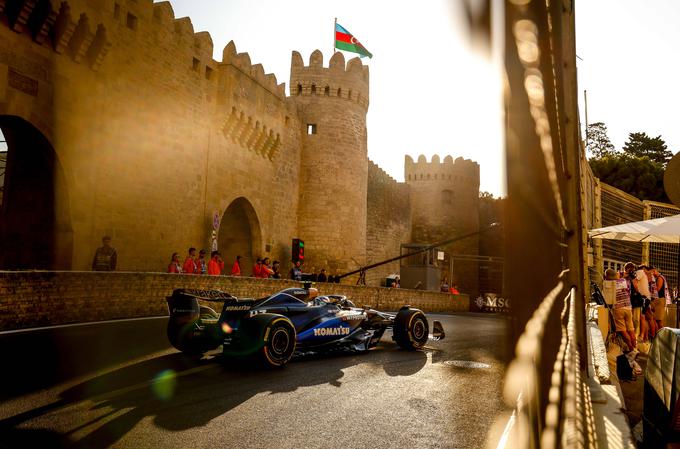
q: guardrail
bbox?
[499,284,595,448]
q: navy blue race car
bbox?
[166,285,445,368]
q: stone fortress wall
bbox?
[405,155,480,293]
[0,0,481,291]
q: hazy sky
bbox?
[576,1,680,157]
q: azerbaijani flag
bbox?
[335,22,373,59]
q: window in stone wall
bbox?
[311,84,316,94]
[442,190,453,205]
[307,124,317,135]
[337,88,342,97]
[126,12,137,30]
[192,57,200,72]
[297,84,302,95]
[348,89,352,99]
[205,66,213,80]
[324,86,330,96]
[114,3,121,19]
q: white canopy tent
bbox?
[588,214,680,244]
[588,214,680,302]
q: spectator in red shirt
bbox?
[168,253,182,273]
[450,285,460,295]
[252,258,263,277]
[231,255,242,276]
[182,247,198,274]
[261,257,274,278]
[208,251,224,276]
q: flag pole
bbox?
[333,18,337,53]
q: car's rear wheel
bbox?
[394,308,429,350]
[239,314,296,368]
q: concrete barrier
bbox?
[0,271,470,331]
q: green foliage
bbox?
[586,122,615,158]
[589,153,669,202]
[622,132,673,166]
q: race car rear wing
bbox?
[167,289,257,319]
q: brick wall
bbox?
[0,271,469,331]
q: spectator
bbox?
[272,260,281,279]
[632,263,650,340]
[197,249,208,275]
[261,257,274,278]
[168,252,182,273]
[317,268,327,282]
[624,262,642,338]
[252,258,263,278]
[450,285,460,295]
[651,266,668,329]
[440,277,450,293]
[605,268,636,352]
[231,255,242,276]
[183,247,198,274]
[208,251,224,275]
[392,276,400,288]
[92,236,117,271]
[289,260,302,281]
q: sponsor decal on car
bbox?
[172,308,196,313]
[223,305,251,311]
[313,326,351,337]
[340,313,365,321]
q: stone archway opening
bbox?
[0,116,72,269]
[218,197,262,276]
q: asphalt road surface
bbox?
[0,314,511,449]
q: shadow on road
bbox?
[0,318,170,402]
[0,342,428,449]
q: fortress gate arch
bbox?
[0,116,72,270]
[218,197,262,275]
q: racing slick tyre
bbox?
[241,314,296,368]
[393,308,429,350]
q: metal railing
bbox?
[496,0,592,447]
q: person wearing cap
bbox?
[208,250,224,275]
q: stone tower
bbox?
[289,50,369,274]
[405,155,480,293]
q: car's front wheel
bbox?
[393,307,429,350]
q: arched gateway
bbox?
[0,116,72,269]
[218,197,262,276]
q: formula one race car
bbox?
[166,285,445,368]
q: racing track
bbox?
[0,314,511,449]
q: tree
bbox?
[589,153,668,202]
[622,132,673,166]
[586,122,615,158]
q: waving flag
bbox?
[334,22,373,59]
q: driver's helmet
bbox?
[308,287,319,301]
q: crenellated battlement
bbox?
[289,50,369,108]
[404,154,480,185]
[0,0,112,71]
[221,41,285,99]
